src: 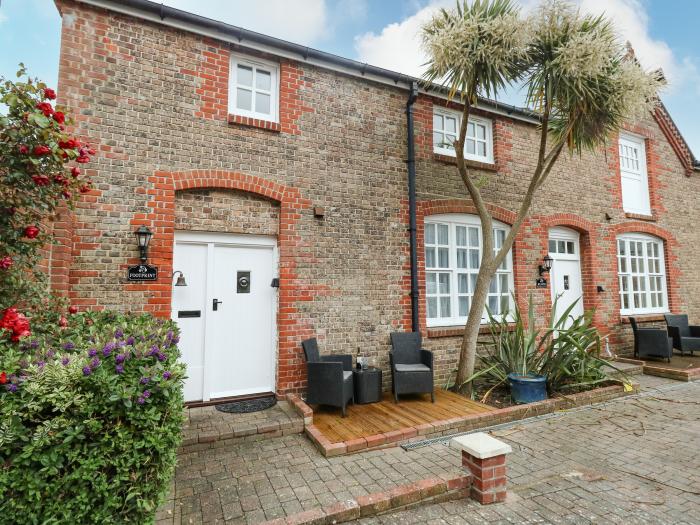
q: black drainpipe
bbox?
[406,81,419,333]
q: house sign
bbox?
[127,264,158,282]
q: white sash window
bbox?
[425,214,513,327]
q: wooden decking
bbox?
[312,390,494,443]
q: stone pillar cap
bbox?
[450,432,512,459]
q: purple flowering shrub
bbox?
[0,311,185,522]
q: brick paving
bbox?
[158,375,700,524]
[182,400,304,446]
[157,425,464,524]
[354,375,700,524]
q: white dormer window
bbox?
[619,133,651,215]
[229,54,279,122]
[433,108,493,164]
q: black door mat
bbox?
[214,395,277,414]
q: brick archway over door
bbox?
[129,169,312,395]
[537,214,600,330]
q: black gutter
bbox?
[406,81,420,333]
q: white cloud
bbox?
[354,0,447,77]
[0,12,7,24]
[354,0,695,95]
[162,0,329,46]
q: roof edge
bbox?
[70,0,540,124]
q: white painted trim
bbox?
[432,107,494,164]
[548,227,580,261]
[619,132,651,215]
[617,232,669,316]
[229,52,280,122]
[425,214,513,327]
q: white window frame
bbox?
[229,53,279,122]
[617,233,668,315]
[619,132,651,215]
[432,107,494,164]
[425,214,513,327]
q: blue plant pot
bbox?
[507,373,548,404]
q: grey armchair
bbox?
[629,317,672,362]
[664,314,700,356]
[301,338,354,417]
[389,332,434,403]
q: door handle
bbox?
[212,298,223,311]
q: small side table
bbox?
[353,367,382,404]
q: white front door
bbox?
[548,227,584,328]
[172,232,277,402]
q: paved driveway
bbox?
[355,375,700,524]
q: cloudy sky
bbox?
[1,0,698,153]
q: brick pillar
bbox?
[451,432,512,505]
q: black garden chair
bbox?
[389,332,435,403]
[629,317,673,362]
[301,338,354,417]
[664,314,700,357]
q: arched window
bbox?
[424,214,514,327]
[617,233,668,314]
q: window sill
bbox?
[621,313,669,323]
[427,323,514,338]
[624,212,657,222]
[228,114,281,132]
[433,153,497,172]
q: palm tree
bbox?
[421,0,664,391]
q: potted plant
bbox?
[463,295,610,404]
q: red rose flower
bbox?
[0,308,31,342]
[58,316,68,328]
[44,88,57,100]
[53,174,68,186]
[62,190,72,199]
[53,111,65,124]
[18,145,29,154]
[36,101,54,117]
[32,175,51,186]
[76,155,90,164]
[71,166,81,177]
[24,226,40,239]
[33,145,51,156]
[68,305,78,315]
[0,256,12,270]
[79,184,92,194]
[0,372,6,384]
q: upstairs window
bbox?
[619,133,650,215]
[229,54,279,122]
[433,108,493,164]
[425,214,513,327]
[617,233,668,315]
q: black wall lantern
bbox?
[134,225,153,263]
[538,254,553,276]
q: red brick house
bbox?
[52,0,700,403]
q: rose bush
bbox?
[0,65,94,313]
[0,311,185,522]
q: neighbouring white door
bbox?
[172,232,277,402]
[548,227,584,328]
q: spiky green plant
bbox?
[464,294,617,396]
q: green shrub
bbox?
[0,311,185,523]
[467,294,619,395]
